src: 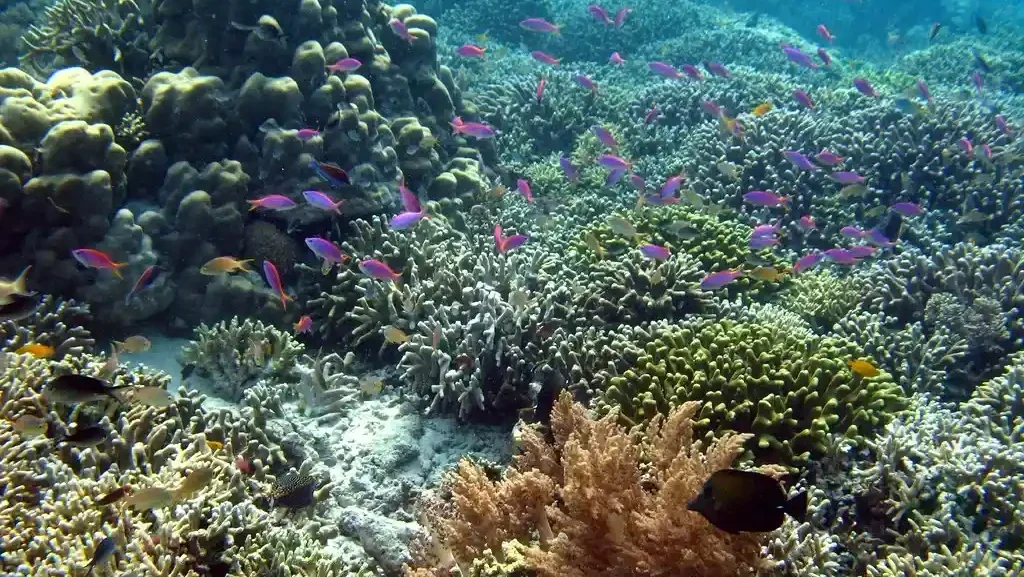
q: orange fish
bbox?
[294,315,312,334]
[200,257,253,275]
[14,343,55,359]
[847,358,879,378]
[752,102,773,116]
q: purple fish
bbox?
[995,114,1013,137]
[840,226,864,239]
[560,156,579,182]
[751,224,779,237]
[359,259,400,281]
[916,79,932,102]
[598,154,631,171]
[613,6,630,28]
[263,261,291,309]
[865,229,896,248]
[681,64,702,80]
[643,104,660,124]
[661,174,684,198]
[587,4,612,24]
[703,61,730,78]
[456,44,486,58]
[814,150,844,166]
[782,46,818,69]
[700,269,743,290]
[629,174,646,191]
[247,195,297,211]
[124,264,160,304]
[828,171,865,185]
[648,61,682,79]
[310,160,350,188]
[701,100,722,117]
[792,89,815,109]
[743,191,790,207]
[749,235,779,250]
[824,248,859,265]
[327,58,362,72]
[890,202,924,216]
[390,211,427,230]
[792,252,823,273]
[639,244,670,260]
[852,77,878,97]
[303,190,344,213]
[451,117,497,138]
[517,179,533,202]
[530,51,561,65]
[296,128,320,140]
[305,237,346,263]
[591,125,618,148]
[389,18,413,41]
[847,245,877,259]
[817,48,831,67]
[520,18,560,34]
[399,182,421,213]
[783,150,819,171]
[574,74,598,93]
[972,71,983,93]
[606,168,627,187]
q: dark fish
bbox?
[687,469,807,533]
[44,374,129,405]
[95,485,132,506]
[85,536,116,576]
[882,211,904,243]
[929,22,941,39]
[181,363,196,380]
[0,293,41,322]
[61,425,108,447]
[976,15,987,34]
[269,474,318,509]
[971,48,991,72]
[310,159,350,188]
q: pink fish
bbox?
[609,52,625,65]
[852,77,878,97]
[701,100,723,117]
[559,156,579,181]
[743,191,790,207]
[456,44,486,58]
[793,89,815,109]
[494,224,528,253]
[816,24,833,43]
[981,143,992,159]
[597,154,631,171]
[606,168,627,187]
[797,215,817,232]
[247,195,297,211]
[792,252,823,273]
[749,235,779,250]
[648,61,682,79]
[294,315,313,334]
[639,244,670,260]
[751,223,779,237]
[681,64,702,80]
[303,190,344,213]
[591,125,618,148]
[124,264,159,304]
[536,77,546,103]
[958,137,974,158]
[390,211,428,230]
[840,226,864,239]
[660,174,684,197]
[451,116,497,138]
[890,202,924,216]
[72,248,125,278]
[824,248,859,265]
[398,181,421,213]
[700,269,742,290]
[703,61,730,77]
[782,45,818,69]
[587,4,612,24]
[995,114,1013,137]
[847,245,876,259]
[916,79,932,103]
[263,261,292,309]
[296,128,320,140]
[305,237,347,264]
[828,171,865,185]
[520,18,560,34]
[327,58,362,72]
[645,194,679,206]
[613,6,631,28]
[866,229,896,248]
[817,48,831,66]
[814,150,844,166]
[389,18,413,41]
[359,259,401,281]
[517,179,534,202]
[972,71,983,93]
[784,150,819,171]
[574,74,598,94]
[531,51,561,65]
[629,174,646,191]
[643,103,660,124]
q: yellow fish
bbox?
[12,414,47,438]
[125,487,175,511]
[115,335,151,353]
[752,102,773,116]
[839,184,869,199]
[15,343,55,359]
[584,231,606,260]
[206,440,224,451]
[847,358,880,378]
[749,266,786,282]
[384,326,408,344]
[0,266,31,306]
[200,257,253,275]
[608,216,637,239]
[359,376,383,396]
[175,468,216,500]
[132,386,175,408]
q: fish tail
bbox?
[246,200,260,211]
[11,265,31,294]
[783,490,808,522]
[238,259,254,272]
[111,263,126,279]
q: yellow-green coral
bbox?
[594,319,906,469]
[780,270,864,328]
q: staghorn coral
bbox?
[780,270,864,331]
[407,391,767,576]
[0,294,95,358]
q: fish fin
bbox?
[246,200,260,211]
[11,266,31,295]
[783,490,808,522]
[111,264,125,279]
[238,259,254,272]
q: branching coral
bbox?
[1,294,95,358]
[407,391,766,576]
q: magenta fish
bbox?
[817,48,831,66]
[598,154,631,172]
[399,181,421,213]
[560,156,579,182]
[749,235,779,250]
[639,244,670,260]
[247,195,297,211]
[613,6,631,28]
[389,18,413,41]
[816,24,833,43]
[629,174,646,191]
[890,202,924,216]
[574,74,598,94]
[703,61,730,77]
[751,224,779,237]
[606,168,627,187]
[517,179,534,202]
[814,150,844,166]
[958,137,974,158]
[591,125,618,148]
[847,245,876,259]
[587,3,612,24]
[824,248,859,265]
[648,61,682,79]
[743,191,790,207]
[797,215,817,232]
[303,190,344,214]
[263,261,292,309]
[972,71,983,93]
[784,151,819,171]
[609,52,625,65]
[456,44,486,58]
[840,226,864,238]
[866,229,896,248]
[536,77,546,103]
[305,237,347,264]
[390,211,428,230]
[359,259,401,281]
[681,64,702,80]
[792,252,823,273]
[916,79,932,102]
[782,45,818,69]
[995,114,1013,137]
[981,143,992,159]
[327,58,361,72]
[519,18,560,34]
[296,128,320,140]
[852,77,878,97]
[700,269,742,290]
[701,100,723,117]
[660,174,684,197]
[451,117,497,138]
[494,224,528,253]
[644,103,660,124]
[792,89,815,109]
[828,171,865,185]
[124,264,159,305]
[531,51,561,65]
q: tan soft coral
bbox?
[408,392,766,577]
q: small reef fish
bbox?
[890,202,924,216]
[639,244,670,260]
[360,376,384,395]
[781,45,818,69]
[310,159,351,187]
[840,226,864,239]
[665,220,699,239]
[389,18,414,41]
[825,248,859,265]
[817,48,831,67]
[456,44,486,58]
[783,151,818,171]
[294,315,313,334]
[848,245,876,259]
[305,238,349,267]
[613,6,630,28]
[207,440,224,451]
[85,537,117,577]
[814,150,844,167]
[61,425,108,447]
[598,154,632,172]
[44,374,128,405]
[839,183,868,199]
[359,259,401,282]
[995,115,1013,137]
[269,474,319,510]
[0,293,40,322]
[15,343,55,358]
[704,61,730,77]
[11,414,47,438]
[848,358,880,378]
[451,117,497,138]
[743,191,790,208]
[700,269,743,290]
[792,89,815,109]
[852,77,878,97]
[701,100,722,117]
[200,256,252,275]
[916,79,933,103]
[717,162,739,181]
[517,179,534,203]
[929,22,942,39]
[688,469,807,533]
[606,168,626,187]
[752,103,772,116]
[574,74,598,94]
[236,455,254,475]
[660,174,685,197]
[584,231,606,259]
[609,52,625,65]
[72,249,125,278]
[384,326,408,344]
[390,211,428,230]
[629,174,646,191]
[94,485,132,507]
[816,24,833,43]
[792,252,823,273]
[588,4,612,24]
[648,61,683,79]
[681,64,702,80]
[296,128,320,141]
[327,58,361,72]
[247,194,297,211]
[530,51,561,65]
[303,190,344,214]
[125,486,175,511]
[115,335,151,353]
[125,265,160,305]
[175,468,216,500]
[591,125,618,148]
[494,224,528,253]
[0,266,31,305]
[829,171,865,185]
[131,386,175,408]
[519,17,560,34]
[97,345,120,381]
[972,71,983,94]
[536,77,546,102]
[958,210,990,225]
[559,157,579,182]
[749,235,779,250]
[262,261,292,309]
[749,266,786,282]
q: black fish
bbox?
[882,212,903,243]
[181,363,196,380]
[61,425,108,447]
[85,536,116,576]
[44,374,130,405]
[95,485,132,507]
[976,15,987,34]
[0,293,40,322]
[269,474,318,509]
[929,22,941,40]
[687,469,807,533]
[971,48,991,72]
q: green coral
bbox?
[780,270,864,329]
[595,319,907,469]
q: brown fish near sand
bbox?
[44,374,130,405]
[688,468,807,533]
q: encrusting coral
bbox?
[406,391,772,576]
